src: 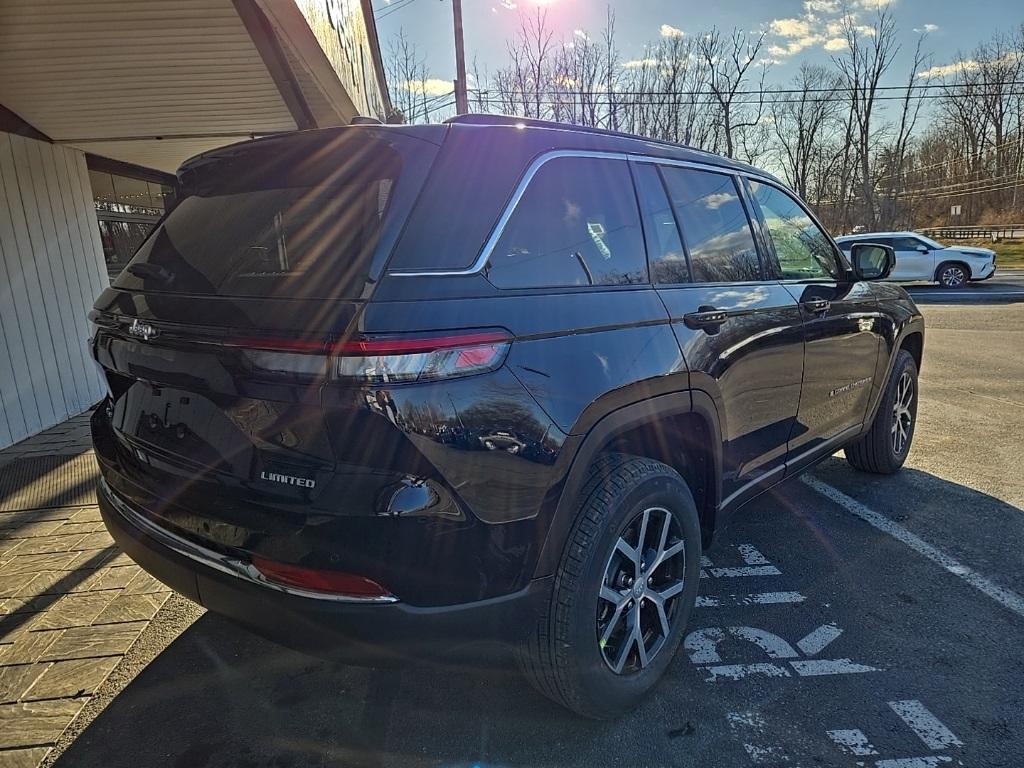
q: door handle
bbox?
[801,298,831,314]
[683,306,729,332]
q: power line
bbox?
[470,80,1024,99]
[375,0,419,20]
[876,137,1024,180]
[904,177,1024,200]
[473,90,1024,108]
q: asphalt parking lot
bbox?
[52,280,1024,768]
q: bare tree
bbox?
[771,63,844,202]
[493,9,557,118]
[696,27,769,159]
[833,7,900,228]
[877,34,932,227]
[385,28,433,124]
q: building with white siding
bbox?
[0,0,391,450]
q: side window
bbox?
[632,163,689,284]
[892,237,924,251]
[749,181,840,281]
[660,167,762,283]
[486,157,648,289]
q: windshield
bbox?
[918,235,947,249]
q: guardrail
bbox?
[918,225,1024,241]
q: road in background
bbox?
[52,301,1024,768]
[905,269,1024,302]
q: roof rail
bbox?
[443,113,726,159]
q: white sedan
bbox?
[835,231,996,287]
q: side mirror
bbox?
[916,244,929,253]
[850,242,895,281]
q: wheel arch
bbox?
[862,315,925,433]
[534,391,722,577]
[900,329,924,371]
[934,259,970,284]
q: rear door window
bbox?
[485,156,648,289]
[660,167,762,283]
[633,163,690,284]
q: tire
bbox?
[517,453,701,719]
[935,261,969,288]
[844,349,918,474]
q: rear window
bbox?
[113,130,436,299]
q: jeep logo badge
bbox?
[127,318,158,341]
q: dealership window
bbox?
[89,169,173,281]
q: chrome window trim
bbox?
[388,149,626,278]
[101,479,399,604]
[386,147,781,279]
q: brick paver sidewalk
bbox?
[0,412,171,767]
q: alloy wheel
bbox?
[891,371,914,455]
[940,266,966,287]
[597,507,686,675]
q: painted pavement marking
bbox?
[684,623,880,681]
[697,591,806,608]
[802,475,1024,620]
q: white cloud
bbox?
[767,3,882,58]
[918,61,971,78]
[622,57,659,69]
[573,28,589,40]
[914,23,939,33]
[401,78,453,96]
[770,18,813,38]
[704,193,735,210]
[660,23,685,38]
[918,50,1023,78]
[804,0,841,12]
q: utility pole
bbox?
[452,0,469,114]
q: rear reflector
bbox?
[251,556,393,599]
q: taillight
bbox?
[220,329,512,384]
[251,556,393,599]
[334,331,511,384]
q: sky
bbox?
[373,0,1024,101]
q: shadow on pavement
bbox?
[52,463,1024,768]
[52,609,625,768]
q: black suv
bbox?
[90,115,924,719]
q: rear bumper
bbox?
[98,479,551,665]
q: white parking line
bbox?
[796,623,842,656]
[875,757,951,767]
[697,591,806,608]
[802,476,1024,620]
[707,565,782,578]
[888,701,963,750]
[827,729,879,756]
